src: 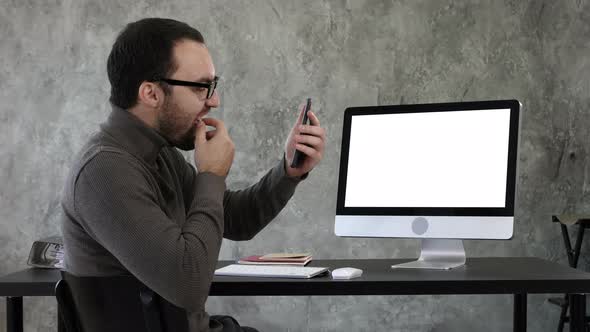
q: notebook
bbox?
[237,254,312,266]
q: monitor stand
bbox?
[391,239,466,270]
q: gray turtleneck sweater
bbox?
[61,106,303,331]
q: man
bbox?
[61,18,326,332]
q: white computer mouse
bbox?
[331,267,363,279]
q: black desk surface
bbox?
[2,258,590,297]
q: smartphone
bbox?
[290,98,312,168]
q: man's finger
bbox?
[308,111,320,126]
[202,117,226,132]
[206,130,217,140]
[194,120,207,146]
[296,134,322,148]
[299,125,326,139]
[295,143,320,160]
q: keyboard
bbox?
[214,264,329,279]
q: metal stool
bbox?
[548,215,590,332]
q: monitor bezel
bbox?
[335,99,520,217]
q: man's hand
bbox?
[284,103,326,178]
[194,117,235,177]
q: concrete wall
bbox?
[2,0,590,331]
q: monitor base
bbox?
[391,239,466,270]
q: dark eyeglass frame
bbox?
[154,76,219,99]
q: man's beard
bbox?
[158,97,197,151]
[173,126,196,151]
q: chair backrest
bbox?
[55,271,189,332]
[55,279,83,332]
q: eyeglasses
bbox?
[155,76,219,99]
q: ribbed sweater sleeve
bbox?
[182,156,303,241]
[223,157,303,240]
[73,150,226,312]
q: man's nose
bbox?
[206,90,220,108]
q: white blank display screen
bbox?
[344,109,511,208]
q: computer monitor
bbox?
[335,100,521,269]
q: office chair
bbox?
[55,271,189,332]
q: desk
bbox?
[2,257,590,332]
[550,215,590,331]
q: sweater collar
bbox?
[100,105,170,165]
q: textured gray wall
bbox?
[1,0,590,331]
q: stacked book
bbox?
[237,253,312,266]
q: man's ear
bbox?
[137,81,165,108]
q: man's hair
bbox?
[107,18,205,109]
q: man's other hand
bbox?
[194,117,235,177]
[284,103,326,178]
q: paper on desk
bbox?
[261,253,311,259]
